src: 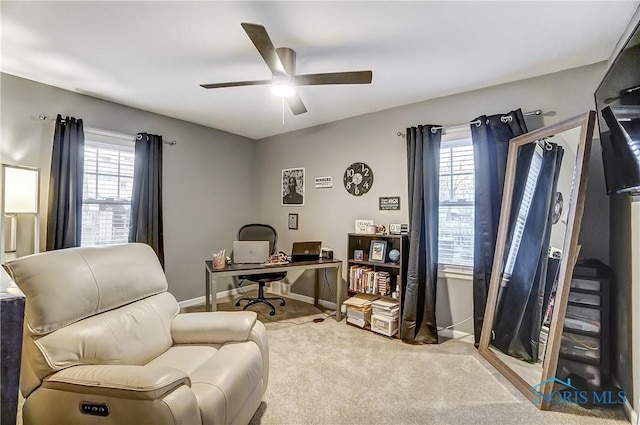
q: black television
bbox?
[595,16,640,195]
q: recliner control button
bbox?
[80,403,109,416]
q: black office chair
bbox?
[235,224,286,316]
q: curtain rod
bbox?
[396,110,544,138]
[38,115,177,146]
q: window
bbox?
[81,130,135,246]
[438,130,474,267]
[504,145,544,276]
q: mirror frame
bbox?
[478,111,596,410]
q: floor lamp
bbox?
[1,164,40,263]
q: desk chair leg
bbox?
[235,283,286,316]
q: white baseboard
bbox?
[611,376,637,424]
[622,396,637,425]
[177,284,258,309]
[438,328,473,341]
[177,284,336,310]
[268,288,337,311]
[178,296,207,309]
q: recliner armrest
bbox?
[42,365,190,400]
[171,311,258,344]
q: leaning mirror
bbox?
[479,111,596,409]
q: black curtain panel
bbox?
[492,144,564,362]
[471,109,528,347]
[130,133,165,267]
[402,125,441,344]
[46,114,84,250]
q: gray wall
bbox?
[256,62,610,334]
[609,194,634,406]
[0,73,258,301]
[1,62,613,335]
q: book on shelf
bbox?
[347,316,368,328]
[371,298,400,319]
[371,298,400,309]
[344,294,378,328]
[347,307,371,320]
[348,265,391,295]
[372,308,399,320]
[343,293,379,307]
[346,304,372,327]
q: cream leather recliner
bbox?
[6,243,268,425]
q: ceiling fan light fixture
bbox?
[200,23,372,115]
[271,82,295,98]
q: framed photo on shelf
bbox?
[369,240,387,263]
[288,213,299,230]
[354,249,364,261]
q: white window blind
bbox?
[504,146,544,276]
[438,134,474,267]
[81,135,135,247]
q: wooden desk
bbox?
[204,259,343,321]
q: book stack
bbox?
[348,265,391,295]
[375,272,391,296]
[343,294,378,328]
[370,298,400,337]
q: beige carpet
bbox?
[184,288,333,330]
[209,290,628,424]
[17,290,629,425]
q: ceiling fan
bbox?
[200,23,373,115]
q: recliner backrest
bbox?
[6,243,179,396]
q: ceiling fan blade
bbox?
[286,93,307,115]
[241,23,286,76]
[292,70,372,86]
[200,80,271,89]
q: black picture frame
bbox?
[354,249,364,261]
[282,167,305,206]
[288,213,299,230]
[369,240,387,263]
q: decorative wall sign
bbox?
[379,196,400,211]
[282,168,304,206]
[343,162,373,196]
[315,176,333,189]
[355,219,374,234]
[288,213,299,230]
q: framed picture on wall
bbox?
[282,168,305,206]
[288,213,299,230]
[369,240,387,263]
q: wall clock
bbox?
[552,191,563,224]
[343,162,373,196]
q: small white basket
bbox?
[371,314,399,337]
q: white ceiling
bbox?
[2,1,639,140]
